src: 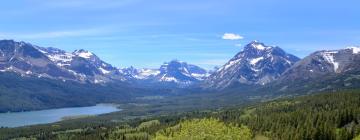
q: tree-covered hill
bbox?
[1,90,359,140]
[0,72,170,113]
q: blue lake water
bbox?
[0,104,120,128]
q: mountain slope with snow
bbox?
[278,47,360,82]
[204,41,300,89]
[0,40,79,81]
[261,46,360,94]
[36,47,126,83]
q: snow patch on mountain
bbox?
[73,50,93,59]
[220,59,241,71]
[347,46,360,54]
[99,67,111,74]
[252,43,267,50]
[134,69,160,79]
[160,75,178,82]
[191,73,208,80]
[48,53,73,63]
[321,51,339,72]
[250,57,264,65]
[35,47,74,67]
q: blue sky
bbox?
[0,0,359,70]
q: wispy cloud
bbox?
[222,33,244,40]
[0,28,110,39]
[37,0,140,9]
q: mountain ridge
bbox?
[0,39,359,113]
[0,39,208,86]
[1,39,358,92]
[269,46,360,94]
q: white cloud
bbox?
[222,33,244,40]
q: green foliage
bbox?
[1,90,360,140]
[154,118,252,140]
[214,90,360,140]
[137,120,160,130]
[105,120,161,140]
[354,135,360,140]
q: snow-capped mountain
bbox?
[155,60,207,83]
[37,47,124,83]
[126,60,208,85]
[0,40,133,83]
[0,40,78,80]
[204,41,300,89]
[278,46,360,82]
[0,40,208,85]
[37,46,209,84]
[0,39,359,94]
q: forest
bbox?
[1,90,360,140]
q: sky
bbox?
[0,0,359,70]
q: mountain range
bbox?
[0,39,359,112]
[0,40,208,86]
[203,41,360,93]
[1,39,359,89]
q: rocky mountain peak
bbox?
[157,60,207,83]
[244,41,270,51]
[204,41,300,89]
[72,49,94,59]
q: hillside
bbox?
[1,90,359,140]
[0,72,170,113]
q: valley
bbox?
[1,90,359,140]
[0,40,359,140]
[1,1,359,139]
[0,40,359,113]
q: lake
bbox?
[0,104,121,128]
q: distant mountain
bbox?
[271,46,360,93]
[0,40,207,86]
[204,41,300,89]
[128,60,208,86]
[154,60,207,83]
